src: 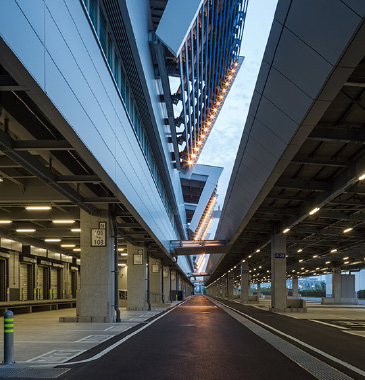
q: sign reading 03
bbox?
[91,228,106,247]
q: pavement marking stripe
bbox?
[211,298,365,379]
[30,297,192,367]
[311,320,349,330]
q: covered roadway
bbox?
[0,0,365,379]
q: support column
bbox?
[332,267,341,303]
[126,243,147,311]
[240,261,249,304]
[149,258,162,305]
[257,282,261,300]
[79,209,114,323]
[271,234,287,312]
[227,272,234,301]
[162,266,170,303]
[292,276,299,299]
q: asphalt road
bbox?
[59,296,317,380]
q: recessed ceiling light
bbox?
[118,248,124,251]
[358,173,365,180]
[343,228,353,233]
[71,228,81,232]
[313,255,318,258]
[26,206,51,211]
[256,249,260,253]
[0,220,12,224]
[73,248,81,252]
[283,228,290,234]
[120,253,127,256]
[61,244,75,248]
[331,249,337,253]
[297,249,302,253]
[343,257,349,260]
[53,220,75,224]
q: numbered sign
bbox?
[91,228,106,247]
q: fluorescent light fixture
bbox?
[309,207,320,215]
[297,249,302,253]
[53,220,75,224]
[358,173,365,180]
[61,244,75,248]
[283,228,290,234]
[44,239,61,242]
[26,206,51,211]
[71,228,81,232]
[118,264,126,267]
[256,249,260,253]
[0,178,3,182]
[343,228,353,233]
[299,259,303,262]
[120,253,127,256]
[325,261,330,264]
[73,248,81,252]
[0,220,12,224]
[16,229,36,232]
[118,248,124,252]
[344,261,350,264]
[313,255,318,258]
[343,256,349,260]
[331,249,337,253]
[248,255,252,258]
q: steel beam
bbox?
[0,129,98,215]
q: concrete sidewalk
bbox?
[0,303,179,365]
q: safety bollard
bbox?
[3,310,14,364]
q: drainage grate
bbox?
[0,368,26,377]
[0,367,70,379]
[15,368,70,378]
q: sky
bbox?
[198,0,278,211]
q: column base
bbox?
[321,297,358,305]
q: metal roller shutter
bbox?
[51,268,58,299]
[37,266,44,300]
[20,263,29,301]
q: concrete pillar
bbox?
[240,261,249,303]
[227,272,234,300]
[332,267,341,303]
[292,276,299,299]
[271,234,287,311]
[257,283,261,299]
[149,258,162,305]
[223,275,228,298]
[162,266,170,303]
[126,243,147,311]
[171,270,176,301]
[79,209,114,323]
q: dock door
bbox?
[0,257,8,301]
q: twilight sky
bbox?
[199,0,278,210]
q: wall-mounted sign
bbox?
[133,254,143,265]
[91,228,106,247]
[152,264,159,273]
[241,270,249,274]
[163,269,168,278]
[275,253,286,259]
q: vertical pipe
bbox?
[161,261,164,304]
[112,215,121,322]
[169,265,172,302]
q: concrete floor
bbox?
[0,304,173,364]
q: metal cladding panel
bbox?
[0,1,45,88]
[156,0,204,57]
[215,0,364,243]
[0,0,179,249]
[124,0,187,233]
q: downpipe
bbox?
[112,214,121,322]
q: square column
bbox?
[240,261,249,303]
[292,276,299,298]
[271,234,287,311]
[162,266,170,303]
[332,267,342,303]
[257,283,261,299]
[227,272,234,300]
[80,209,114,323]
[127,243,147,311]
[150,258,162,305]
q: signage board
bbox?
[275,253,286,259]
[91,229,106,247]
